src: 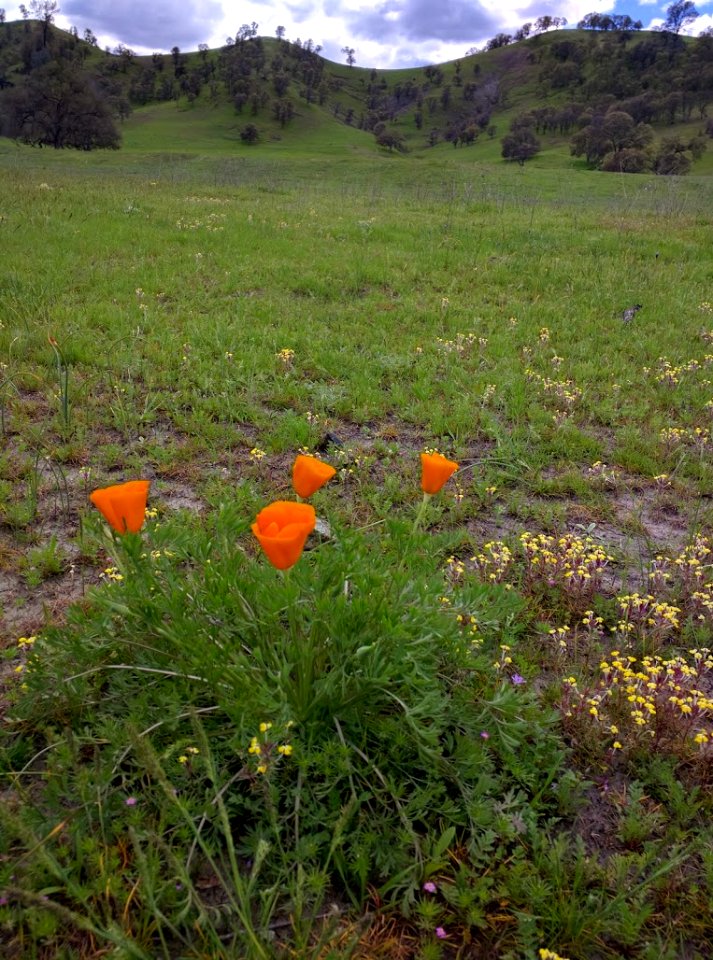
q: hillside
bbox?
[0,17,712,171]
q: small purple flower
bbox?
[125,796,138,807]
[511,673,526,685]
[480,730,490,739]
[0,896,8,907]
[435,927,448,939]
[423,881,437,893]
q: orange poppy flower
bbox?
[292,454,337,499]
[89,480,151,534]
[420,452,458,495]
[252,500,316,570]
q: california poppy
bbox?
[252,500,316,570]
[292,454,337,499]
[420,452,458,495]
[89,480,151,534]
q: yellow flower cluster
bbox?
[525,369,582,408]
[470,540,514,584]
[494,643,513,671]
[276,348,295,365]
[481,384,497,403]
[334,446,375,480]
[650,355,709,387]
[435,332,479,355]
[660,426,710,449]
[568,648,712,752]
[520,532,612,596]
[648,538,713,625]
[586,460,619,488]
[445,556,466,581]
[247,721,294,776]
[184,195,232,205]
[175,213,226,232]
[543,610,610,660]
[539,950,570,960]
[456,612,482,646]
[548,625,571,651]
[178,746,200,764]
[616,593,681,639]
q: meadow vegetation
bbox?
[1,128,713,958]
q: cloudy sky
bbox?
[3,0,712,68]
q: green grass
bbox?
[1,137,713,959]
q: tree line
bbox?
[0,2,127,148]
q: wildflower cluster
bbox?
[246,721,294,776]
[146,548,174,562]
[445,555,466,582]
[456,611,482,646]
[586,460,619,488]
[616,593,681,648]
[276,347,295,366]
[562,649,713,755]
[469,540,514,584]
[660,425,710,450]
[525,368,582,414]
[13,635,38,691]
[459,533,613,612]
[539,951,570,960]
[648,537,713,625]
[494,643,517,676]
[519,532,612,603]
[333,445,376,482]
[184,195,231,205]
[544,610,605,661]
[175,213,226,231]
[647,355,712,387]
[481,383,497,403]
[435,332,486,356]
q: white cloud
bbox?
[686,12,713,31]
[6,0,709,68]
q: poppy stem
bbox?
[412,492,431,534]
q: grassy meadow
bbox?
[1,127,713,959]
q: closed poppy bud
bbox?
[420,452,458,495]
[292,454,337,499]
[89,480,151,534]
[252,501,316,570]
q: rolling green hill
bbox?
[0,17,712,171]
